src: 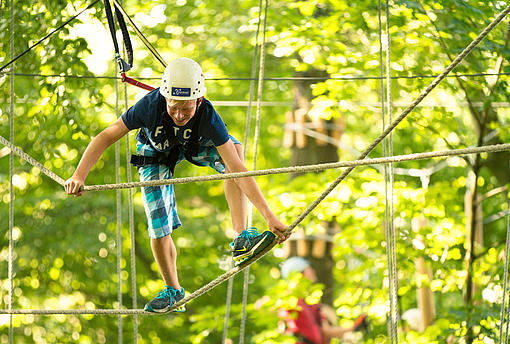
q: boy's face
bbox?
[165,97,202,126]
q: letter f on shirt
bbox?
[154,126,164,137]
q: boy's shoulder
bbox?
[199,98,220,118]
[143,88,166,107]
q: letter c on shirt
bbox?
[183,129,192,139]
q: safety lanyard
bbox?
[103,0,158,91]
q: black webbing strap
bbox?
[104,0,157,91]
[112,0,167,68]
[129,155,160,167]
[114,4,133,67]
[103,0,119,54]
[103,0,131,73]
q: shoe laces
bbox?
[156,286,180,300]
[230,227,259,248]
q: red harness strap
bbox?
[121,73,155,91]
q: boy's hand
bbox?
[64,177,85,197]
[268,217,290,244]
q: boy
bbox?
[64,57,289,313]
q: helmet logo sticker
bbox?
[171,87,191,97]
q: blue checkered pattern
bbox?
[137,136,240,239]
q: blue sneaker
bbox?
[144,286,186,313]
[230,228,276,266]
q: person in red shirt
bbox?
[280,257,367,344]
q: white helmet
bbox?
[281,257,310,279]
[160,57,206,100]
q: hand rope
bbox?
[1,135,508,193]
[80,143,510,191]
[0,134,66,185]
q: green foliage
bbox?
[1,0,510,343]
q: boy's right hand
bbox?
[64,177,85,197]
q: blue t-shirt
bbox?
[121,88,229,152]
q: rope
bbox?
[240,268,250,344]
[81,144,510,191]
[125,71,139,344]
[117,17,139,339]
[240,2,269,342]
[378,1,394,341]
[8,0,14,341]
[112,0,166,68]
[222,276,235,344]
[114,62,123,344]
[160,4,510,313]
[379,0,399,341]
[223,0,266,340]
[0,0,100,74]
[506,278,510,344]
[499,198,510,343]
[5,72,510,82]
[0,309,150,315]
[0,134,66,185]
[280,2,510,235]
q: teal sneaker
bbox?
[230,228,276,266]
[144,286,186,313]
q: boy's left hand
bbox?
[268,218,290,244]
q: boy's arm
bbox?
[64,118,130,196]
[216,139,289,243]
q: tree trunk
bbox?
[464,168,483,344]
[412,217,435,331]
[415,257,435,331]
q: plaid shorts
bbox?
[137,136,241,239]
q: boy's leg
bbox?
[224,143,247,235]
[221,143,276,265]
[138,158,186,312]
[151,234,181,289]
[193,139,275,265]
